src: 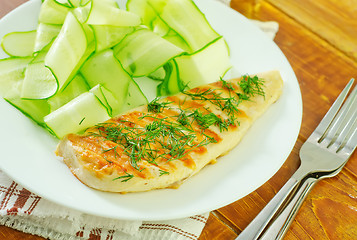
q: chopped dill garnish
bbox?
[90,114,212,171]
[236,92,250,101]
[103,156,113,164]
[176,110,190,126]
[147,97,171,113]
[219,117,237,132]
[86,76,266,182]
[113,172,134,182]
[183,88,218,102]
[92,122,124,143]
[159,169,170,176]
[188,110,236,132]
[239,75,265,98]
[102,145,120,158]
[183,88,240,119]
[221,97,240,116]
[79,117,85,125]
[189,110,221,130]
[220,77,235,91]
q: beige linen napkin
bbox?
[0,171,209,240]
[0,1,279,240]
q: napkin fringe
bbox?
[140,226,199,240]
[0,216,82,240]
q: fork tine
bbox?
[334,108,357,153]
[345,119,357,152]
[341,119,357,155]
[324,85,357,149]
[316,78,355,142]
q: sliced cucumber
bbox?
[86,0,141,27]
[32,39,54,63]
[90,84,120,116]
[157,61,183,96]
[1,31,37,57]
[72,3,91,23]
[21,61,57,99]
[163,33,191,53]
[0,0,232,138]
[81,0,91,6]
[120,79,148,113]
[0,57,32,98]
[81,49,148,115]
[33,23,62,53]
[55,0,72,5]
[68,0,81,7]
[175,37,231,89]
[159,0,220,52]
[39,0,71,24]
[0,58,50,125]
[47,73,89,111]
[151,16,170,36]
[44,90,110,138]
[5,97,51,127]
[150,16,190,52]
[91,25,134,52]
[80,49,131,116]
[22,37,58,100]
[148,66,166,81]
[127,0,219,53]
[126,0,167,27]
[22,41,56,100]
[113,28,185,77]
[127,0,189,52]
[45,11,94,92]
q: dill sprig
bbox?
[102,145,120,158]
[188,110,235,132]
[147,97,171,113]
[183,88,240,119]
[220,77,235,91]
[90,114,213,176]
[239,75,265,98]
[176,110,190,126]
[222,97,240,116]
[188,110,221,130]
[159,169,170,176]
[113,172,134,182]
[87,75,265,182]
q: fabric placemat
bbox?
[0,171,209,240]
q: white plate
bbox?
[0,0,302,221]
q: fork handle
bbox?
[259,177,317,240]
[235,172,303,240]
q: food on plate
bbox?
[56,71,283,193]
[0,0,231,138]
[0,0,284,194]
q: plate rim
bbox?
[0,0,302,221]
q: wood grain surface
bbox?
[1,0,357,239]
[202,0,357,239]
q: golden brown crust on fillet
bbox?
[56,70,283,193]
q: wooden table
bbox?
[1,0,357,239]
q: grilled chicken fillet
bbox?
[56,70,283,193]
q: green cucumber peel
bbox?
[113,28,186,77]
[86,0,141,27]
[44,11,94,93]
[39,0,72,24]
[1,30,37,57]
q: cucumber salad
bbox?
[0,0,231,138]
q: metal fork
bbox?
[236,78,357,240]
